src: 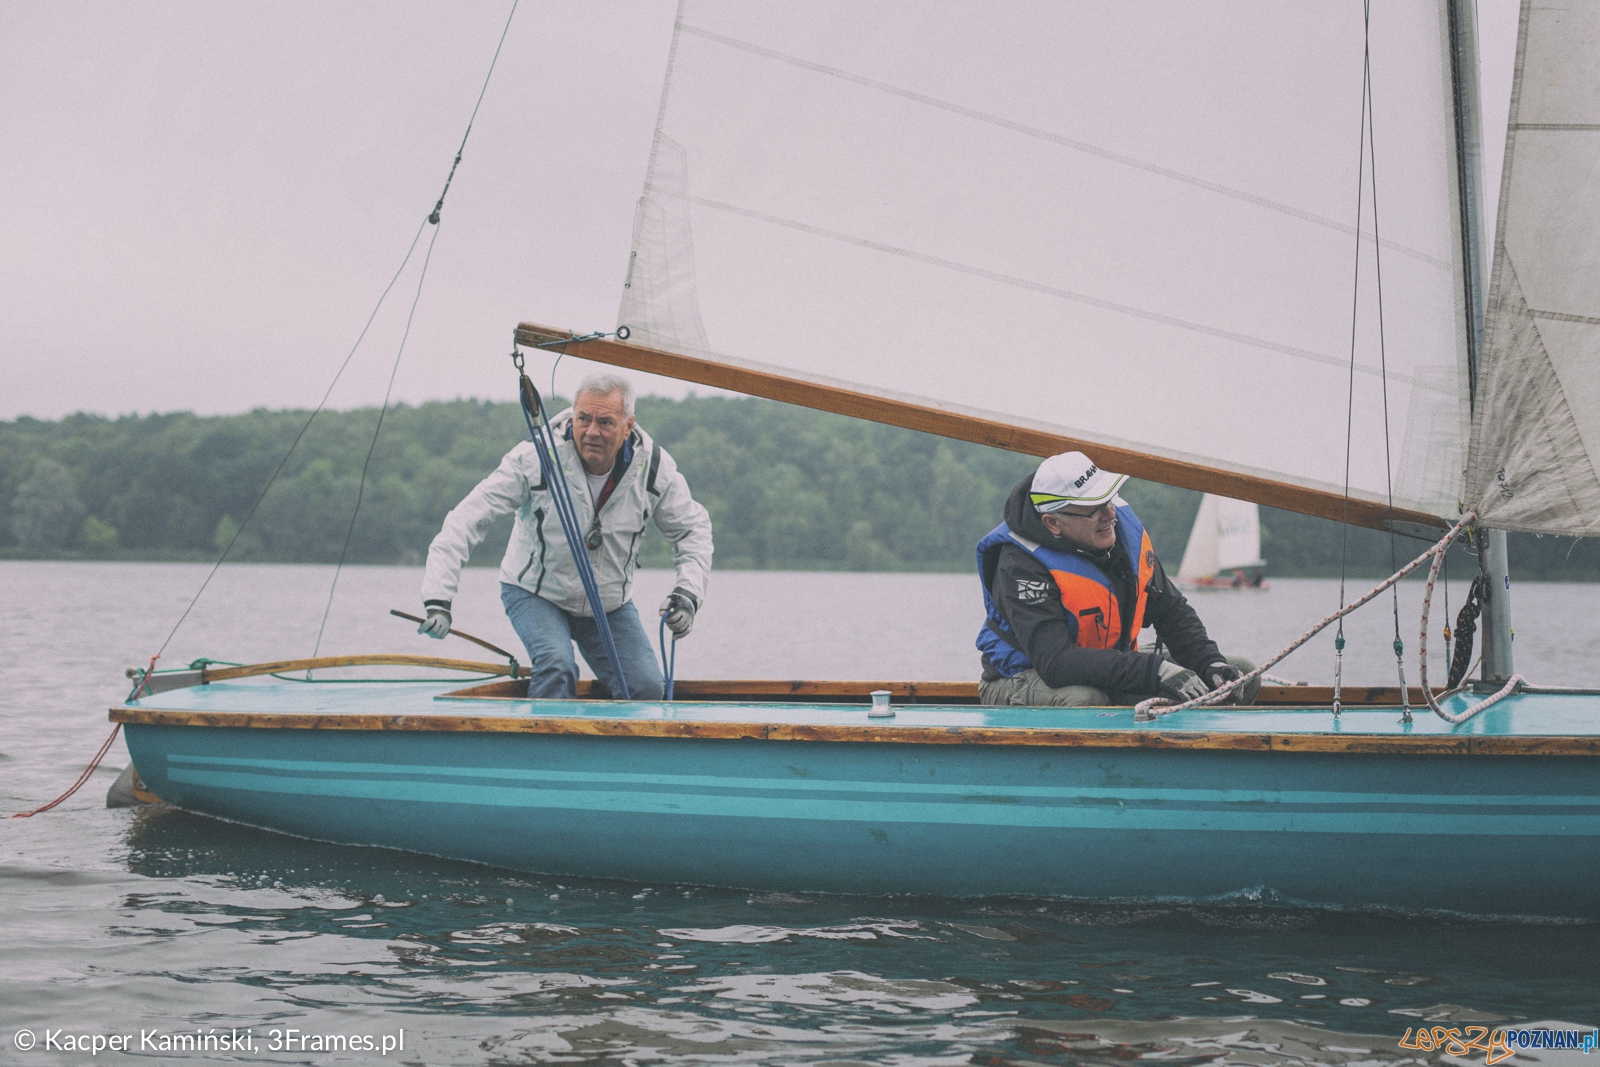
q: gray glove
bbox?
[1203,662,1248,703]
[660,589,698,639]
[417,604,452,640]
[1157,659,1209,703]
[1203,660,1244,697]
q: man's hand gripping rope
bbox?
[1134,513,1519,723]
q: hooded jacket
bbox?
[978,476,1221,695]
[421,409,712,617]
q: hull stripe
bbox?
[164,771,1600,836]
[165,753,1600,808]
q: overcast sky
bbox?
[1,1,1520,422]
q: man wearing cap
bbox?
[975,451,1258,707]
[416,373,713,700]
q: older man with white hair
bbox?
[418,373,713,699]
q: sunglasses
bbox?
[1049,501,1115,519]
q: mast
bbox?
[1446,0,1514,681]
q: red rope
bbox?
[132,653,160,700]
[12,653,157,819]
[11,723,123,818]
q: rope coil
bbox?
[1417,529,1524,724]
[1135,513,1485,723]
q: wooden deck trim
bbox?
[441,678,986,702]
[515,322,1449,533]
[438,678,1438,707]
[110,705,1600,757]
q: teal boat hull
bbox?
[117,680,1600,918]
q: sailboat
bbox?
[110,1,1600,917]
[1177,495,1268,589]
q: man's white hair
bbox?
[574,373,635,416]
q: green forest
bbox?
[2,396,1596,580]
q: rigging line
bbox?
[676,22,1450,272]
[1338,9,1373,624]
[309,0,517,661]
[1333,0,1373,717]
[1360,11,1405,645]
[1359,0,1409,722]
[149,218,430,660]
[310,224,444,662]
[684,194,1447,393]
[429,0,520,225]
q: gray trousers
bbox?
[979,655,1260,708]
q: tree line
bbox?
[3,397,1596,580]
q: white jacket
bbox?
[421,410,713,617]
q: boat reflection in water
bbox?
[109,793,1598,1064]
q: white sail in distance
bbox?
[1178,495,1266,581]
[1467,0,1600,536]
[621,1,1473,521]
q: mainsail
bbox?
[618,1,1474,524]
[1466,0,1600,536]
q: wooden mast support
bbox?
[515,323,1449,534]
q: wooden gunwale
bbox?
[441,678,1449,707]
[109,705,1600,757]
[515,322,1447,533]
[139,663,1443,707]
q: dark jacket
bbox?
[981,477,1223,695]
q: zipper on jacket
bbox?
[622,528,644,598]
[517,508,548,595]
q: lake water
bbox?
[2,561,1597,1065]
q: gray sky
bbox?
[1,1,1520,421]
[1,0,687,420]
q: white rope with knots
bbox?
[1134,511,1523,724]
[1416,521,1526,722]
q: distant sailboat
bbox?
[1177,494,1267,589]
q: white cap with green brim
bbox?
[1029,451,1129,514]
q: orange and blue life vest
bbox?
[975,504,1156,678]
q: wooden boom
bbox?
[515,322,1450,534]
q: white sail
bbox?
[1215,497,1266,572]
[1178,495,1264,581]
[1466,0,1600,535]
[621,1,1473,521]
[1177,495,1222,581]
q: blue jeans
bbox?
[500,583,664,700]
